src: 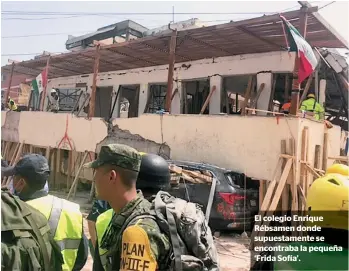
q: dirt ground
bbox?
[53,191,251,271]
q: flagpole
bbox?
[289,6,308,116]
[4,62,15,109]
[40,55,51,111]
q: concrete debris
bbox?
[169,164,213,184]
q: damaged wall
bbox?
[1,111,341,182]
[97,125,171,158]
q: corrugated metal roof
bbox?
[2,8,348,79]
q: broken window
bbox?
[222,75,257,114]
[117,85,140,118]
[145,84,167,113]
[182,79,210,114]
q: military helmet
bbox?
[137,153,171,190]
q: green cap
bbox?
[84,144,141,172]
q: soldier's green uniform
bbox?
[87,144,171,271]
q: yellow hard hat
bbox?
[306,173,349,230]
[307,93,315,98]
[326,164,349,176]
[139,152,147,156]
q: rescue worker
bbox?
[281,98,291,114]
[48,89,60,113]
[300,92,325,120]
[11,154,88,270]
[86,145,171,271]
[7,96,18,111]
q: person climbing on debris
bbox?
[10,153,88,270]
[89,145,219,271]
[300,92,325,120]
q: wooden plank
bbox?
[240,76,253,116]
[322,130,328,170]
[268,75,277,113]
[289,138,298,236]
[248,83,265,115]
[67,151,89,200]
[29,144,33,153]
[200,85,216,114]
[88,44,101,118]
[66,151,73,192]
[280,140,289,219]
[314,145,321,181]
[254,159,292,241]
[299,73,314,104]
[300,127,309,211]
[9,143,20,165]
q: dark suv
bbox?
[166,160,259,231]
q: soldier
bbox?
[10,154,88,270]
[91,147,218,271]
[86,145,171,271]
[1,187,63,270]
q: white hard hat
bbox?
[51,89,57,93]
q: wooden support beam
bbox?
[290,6,309,115]
[4,62,15,108]
[280,140,289,219]
[314,145,321,181]
[322,129,329,170]
[240,76,253,116]
[299,73,314,103]
[248,83,265,114]
[300,126,309,211]
[88,44,101,118]
[40,56,51,111]
[165,29,178,113]
[200,85,216,114]
[67,151,89,200]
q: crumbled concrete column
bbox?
[209,75,222,115]
[256,72,273,115]
[138,84,149,116]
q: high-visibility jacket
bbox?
[8,99,17,111]
[95,208,114,270]
[27,195,83,271]
[300,98,324,120]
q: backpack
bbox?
[1,188,63,271]
[121,191,220,271]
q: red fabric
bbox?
[298,50,314,84]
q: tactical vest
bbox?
[26,195,83,270]
[96,208,114,270]
[8,99,17,111]
[273,242,348,270]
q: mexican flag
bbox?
[31,68,48,95]
[280,15,318,84]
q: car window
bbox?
[224,172,242,187]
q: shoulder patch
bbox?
[120,225,157,271]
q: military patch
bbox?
[120,225,157,271]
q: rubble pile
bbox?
[169,164,213,184]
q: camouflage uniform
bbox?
[87,144,171,271]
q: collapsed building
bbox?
[1,4,348,222]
